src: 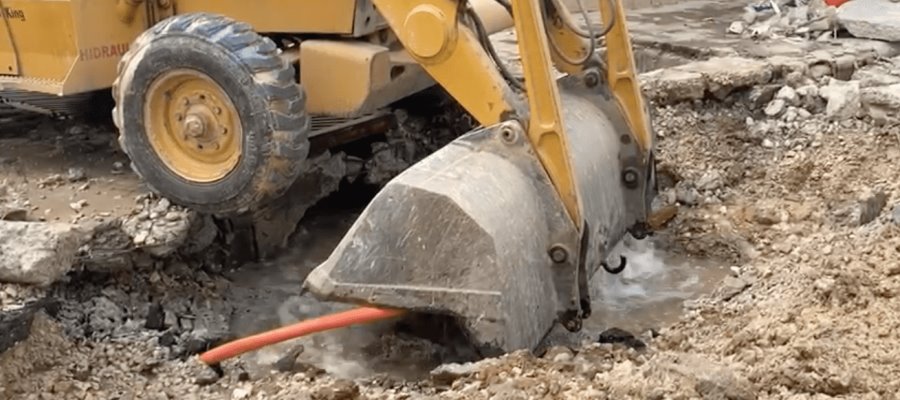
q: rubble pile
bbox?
[728,0,840,41]
[641,44,900,135]
[729,0,900,43]
[751,56,900,133]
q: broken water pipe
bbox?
[199,306,405,365]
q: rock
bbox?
[859,191,887,225]
[0,221,87,286]
[640,69,706,104]
[753,204,782,225]
[598,327,646,350]
[683,57,774,100]
[656,353,756,400]
[765,99,787,117]
[182,328,229,356]
[675,184,700,206]
[231,387,251,400]
[66,167,86,182]
[784,71,806,88]
[809,63,833,79]
[145,302,166,331]
[861,84,900,125]
[542,345,575,362]
[69,199,87,213]
[431,362,480,386]
[891,205,900,225]
[775,86,800,106]
[192,363,222,386]
[180,214,218,255]
[837,0,900,42]
[311,379,360,400]
[749,84,780,109]
[728,21,745,34]
[853,65,900,88]
[720,276,750,301]
[0,299,57,354]
[783,107,799,122]
[121,200,195,257]
[796,85,819,99]
[696,170,724,191]
[273,345,305,372]
[819,79,861,119]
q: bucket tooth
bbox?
[304,76,653,354]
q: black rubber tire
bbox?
[111,12,310,215]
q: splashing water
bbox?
[585,236,729,333]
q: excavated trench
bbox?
[222,175,731,381]
[184,43,724,379]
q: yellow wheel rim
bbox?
[144,69,242,183]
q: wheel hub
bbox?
[144,69,242,183]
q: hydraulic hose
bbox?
[199,306,405,365]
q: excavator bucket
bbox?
[303,75,654,355]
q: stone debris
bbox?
[837,0,900,42]
[860,83,900,125]
[121,195,196,257]
[641,57,773,104]
[731,0,839,41]
[819,77,861,119]
[775,85,800,105]
[0,221,87,286]
[0,300,56,354]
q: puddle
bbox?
[225,204,729,379]
[586,236,731,335]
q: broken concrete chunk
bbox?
[775,86,800,106]
[640,68,706,104]
[837,0,900,42]
[683,57,773,99]
[696,170,724,192]
[749,84,780,109]
[0,221,87,286]
[819,79,861,119]
[728,21,746,35]
[720,276,751,301]
[765,98,787,117]
[852,65,900,88]
[795,85,819,99]
[861,84,900,125]
[431,362,481,386]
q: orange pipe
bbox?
[199,306,405,365]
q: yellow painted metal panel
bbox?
[175,0,357,34]
[0,11,19,75]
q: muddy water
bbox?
[586,237,731,335]
[225,207,729,380]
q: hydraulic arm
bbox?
[304,0,657,354]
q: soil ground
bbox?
[3,2,900,399]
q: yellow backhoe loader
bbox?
[0,0,658,355]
